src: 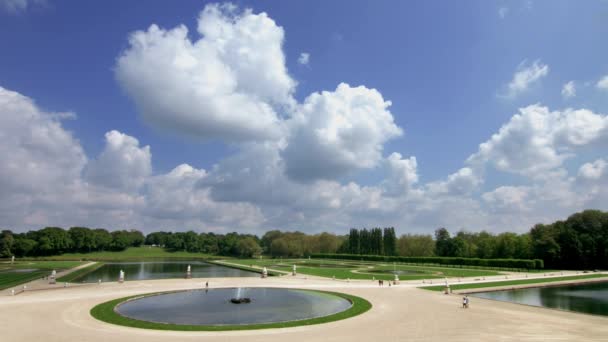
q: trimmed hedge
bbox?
[311,253,544,270]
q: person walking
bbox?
[462,296,467,308]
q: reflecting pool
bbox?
[72,261,258,282]
[471,281,608,316]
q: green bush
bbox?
[311,253,543,269]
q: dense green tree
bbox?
[317,232,341,253]
[34,227,72,255]
[397,234,435,257]
[92,229,112,251]
[13,237,36,256]
[434,228,451,257]
[348,228,360,254]
[68,227,95,252]
[199,233,219,254]
[0,230,14,257]
[235,237,262,258]
[261,230,283,254]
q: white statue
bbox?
[262,267,268,278]
[186,264,192,279]
[119,269,125,283]
[11,255,15,264]
[49,269,57,284]
[187,265,191,273]
[292,264,297,276]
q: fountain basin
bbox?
[107,288,361,327]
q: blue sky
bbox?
[1,0,607,235]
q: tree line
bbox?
[0,227,144,257]
[1,209,606,269]
[340,227,397,255]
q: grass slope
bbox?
[26,247,216,261]
[57,262,104,282]
[91,289,372,331]
[0,260,84,290]
[421,274,607,291]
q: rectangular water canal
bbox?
[72,261,259,282]
[471,281,608,317]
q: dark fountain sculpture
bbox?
[230,297,251,304]
[230,288,251,304]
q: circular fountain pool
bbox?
[113,288,354,326]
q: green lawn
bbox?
[225,258,502,281]
[421,274,607,291]
[0,260,84,290]
[24,247,216,261]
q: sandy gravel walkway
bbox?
[1,273,607,342]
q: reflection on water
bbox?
[472,281,608,316]
[116,288,352,325]
[72,261,258,282]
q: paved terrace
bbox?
[1,270,607,342]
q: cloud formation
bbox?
[298,52,310,65]
[597,75,608,91]
[115,3,295,143]
[468,105,608,177]
[561,81,576,98]
[505,60,549,97]
[86,130,151,191]
[283,83,402,182]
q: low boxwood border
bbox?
[91,288,372,331]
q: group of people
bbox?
[377,279,393,286]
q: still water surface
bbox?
[472,281,608,316]
[116,288,352,325]
[73,261,258,282]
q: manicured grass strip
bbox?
[4,261,84,270]
[207,261,282,276]
[0,270,48,290]
[57,262,104,282]
[225,258,501,281]
[24,247,217,261]
[91,289,372,331]
[420,274,607,292]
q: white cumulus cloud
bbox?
[578,159,607,180]
[115,3,296,142]
[86,130,152,191]
[381,153,418,196]
[282,83,403,182]
[468,104,608,177]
